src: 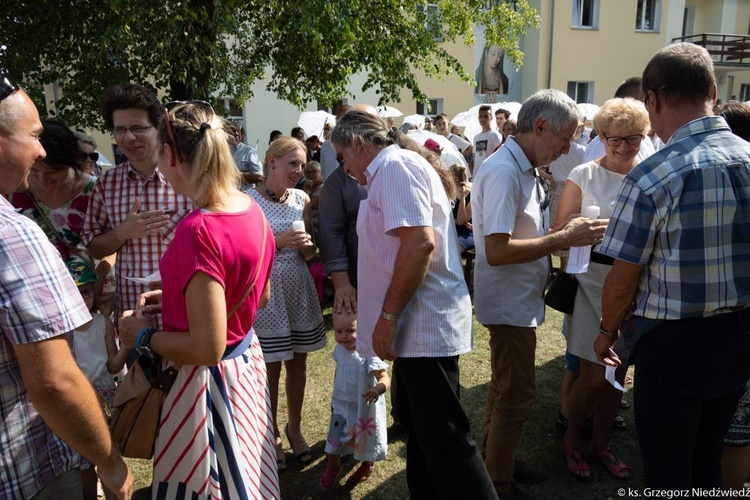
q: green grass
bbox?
[126,306,642,499]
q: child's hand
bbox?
[361,383,384,404]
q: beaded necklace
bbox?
[265,185,290,203]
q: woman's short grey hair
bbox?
[516,89,581,134]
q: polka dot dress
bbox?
[250,188,327,363]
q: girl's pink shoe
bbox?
[349,461,375,483]
[320,464,340,490]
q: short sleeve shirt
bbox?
[159,199,275,345]
[599,116,750,319]
[0,196,91,498]
[356,145,472,358]
[81,161,191,318]
[472,137,549,327]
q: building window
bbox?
[567,82,594,104]
[636,0,661,32]
[572,0,599,29]
[740,84,750,102]
[419,4,442,41]
[417,98,443,116]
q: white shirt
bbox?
[356,145,472,358]
[583,135,655,164]
[472,129,503,176]
[472,137,548,327]
[549,142,586,184]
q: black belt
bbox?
[590,250,614,266]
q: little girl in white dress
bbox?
[321,309,390,490]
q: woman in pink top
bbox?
[119,101,278,499]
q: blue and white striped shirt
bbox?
[356,145,473,358]
[600,116,750,320]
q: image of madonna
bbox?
[475,44,509,95]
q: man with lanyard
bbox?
[473,89,606,499]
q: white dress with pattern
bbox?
[249,189,326,363]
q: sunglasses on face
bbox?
[162,100,215,164]
[84,152,99,162]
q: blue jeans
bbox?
[634,308,750,489]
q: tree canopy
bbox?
[1,0,538,129]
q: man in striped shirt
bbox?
[82,84,191,321]
[596,43,750,490]
[0,79,133,498]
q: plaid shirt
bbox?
[81,161,191,319]
[600,116,750,319]
[0,196,91,498]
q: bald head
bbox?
[348,103,378,116]
[0,90,46,194]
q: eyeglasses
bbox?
[84,152,99,162]
[0,71,18,104]
[112,125,154,139]
[336,153,345,169]
[163,100,215,164]
[602,133,644,147]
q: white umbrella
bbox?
[407,130,468,168]
[496,101,522,119]
[402,114,426,130]
[376,106,403,118]
[297,110,336,138]
[577,103,600,122]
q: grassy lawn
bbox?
[125,305,642,499]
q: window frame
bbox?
[417,98,443,116]
[572,0,600,30]
[567,81,595,104]
[635,0,662,32]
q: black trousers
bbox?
[393,356,498,499]
[634,308,750,490]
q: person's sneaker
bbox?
[513,460,548,484]
[496,483,536,500]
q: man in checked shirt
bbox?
[82,83,191,323]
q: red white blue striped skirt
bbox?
[152,336,279,499]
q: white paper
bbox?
[566,245,592,274]
[291,220,305,232]
[605,365,627,392]
[124,270,161,285]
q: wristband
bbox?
[380,309,400,322]
[136,327,158,359]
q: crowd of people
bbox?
[1,41,749,500]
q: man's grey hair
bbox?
[642,42,715,107]
[516,89,580,134]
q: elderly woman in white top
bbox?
[555,98,650,482]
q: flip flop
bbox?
[275,441,287,473]
[284,423,312,464]
[564,446,592,482]
[591,448,632,481]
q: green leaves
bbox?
[0,0,537,129]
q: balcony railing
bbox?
[672,33,750,65]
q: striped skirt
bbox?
[152,337,279,499]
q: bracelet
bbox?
[598,320,618,339]
[136,327,158,359]
[380,309,400,322]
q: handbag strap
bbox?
[227,206,269,318]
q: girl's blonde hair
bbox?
[158,102,240,208]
